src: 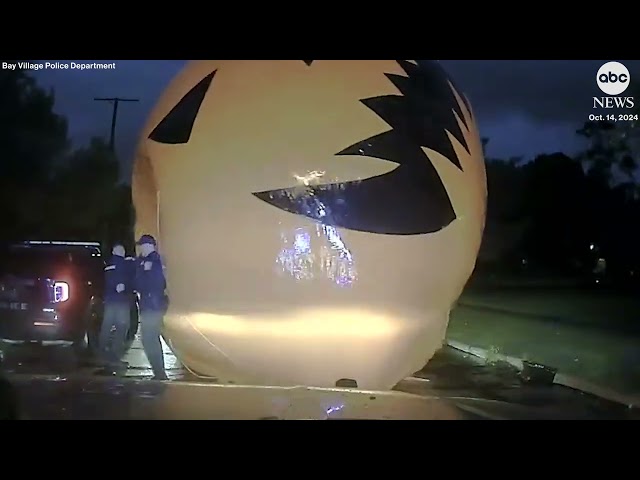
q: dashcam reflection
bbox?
[276,221,357,287]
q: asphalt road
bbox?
[0,337,637,420]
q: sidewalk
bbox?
[446,301,640,399]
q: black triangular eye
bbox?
[148,70,216,144]
[302,60,314,66]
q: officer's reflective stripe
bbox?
[125,257,135,260]
[104,265,116,271]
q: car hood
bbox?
[6,374,636,420]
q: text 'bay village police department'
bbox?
[1,61,117,71]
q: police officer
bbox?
[98,243,135,369]
[134,234,169,381]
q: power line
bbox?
[93,97,140,152]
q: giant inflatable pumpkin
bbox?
[132,60,487,390]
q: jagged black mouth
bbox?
[147,60,471,236]
[254,60,471,235]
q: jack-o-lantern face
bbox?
[132,60,486,390]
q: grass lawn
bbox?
[447,303,640,395]
[458,288,640,331]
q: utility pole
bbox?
[93,97,140,152]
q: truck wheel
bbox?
[72,334,89,355]
[73,305,101,360]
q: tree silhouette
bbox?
[479,126,639,284]
[49,137,133,246]
[0,67,69,240]
[0,69,132,246]
[577,119,638,183]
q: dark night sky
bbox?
[32,60,640,179]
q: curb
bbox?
[441,339,640,409]
[446,339,524,370]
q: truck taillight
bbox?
[53,281,69,302]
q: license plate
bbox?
[0,301,28,311]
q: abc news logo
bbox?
[593,61,634,109]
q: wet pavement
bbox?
[1,337,638,419]
[0,336,184,381]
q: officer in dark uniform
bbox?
[98,243,135,368]
[134,234,169,381]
